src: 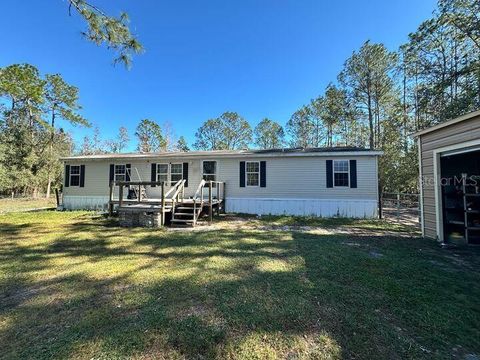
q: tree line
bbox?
[0,64,84,198]
[78,120,190,155]
[192,0,479,193]
[1,0,478,197]
[193,0,478,192]
[76,112,286,155]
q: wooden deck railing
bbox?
[192,180,206,225]
[169,180,186,218]
[109,179,225,225]
[109,180,170,223]
[193,180,225,223]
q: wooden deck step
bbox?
[171,219,195,224]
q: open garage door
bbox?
[440,149,480,245]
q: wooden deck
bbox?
[111,198,223,209]
[109,179,225,227]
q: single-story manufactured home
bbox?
[415,110,480,245]
[61,147,382,220]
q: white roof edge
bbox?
[412,109,480,137]
[61,150,383,161]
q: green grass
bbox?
[0,211,479,359]
[255,214,419,232]
[0,197,56,214]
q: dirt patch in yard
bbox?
[168,214,420,238]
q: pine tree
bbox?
[194,112,252,150]
[135,119,166,152]
[176,136,190,152]
[254,118,285,149]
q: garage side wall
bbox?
[420,114,480,239]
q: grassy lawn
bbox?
[0,212,479,359]
[0,197,56,214]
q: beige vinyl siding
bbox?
[64,155,379,201]
[216,156,378,199]
[64,158,203,198]
[419,114,480,239]
[63,161,109,197]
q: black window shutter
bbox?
[239,161,245,187]
[151,163,157,187]
[350,160,357,188]
[260,161,266,187]
[109,164,114,185]
[80,165,85,188]
[64,164,70,187]
[126,164,131,182]
[183,162,189,187]
[326,160,333,188]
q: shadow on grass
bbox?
[0,214,478,359]
[220,213,420,235]
[0,222,34,237]
[293,231,480,358]
[0,227,323,358]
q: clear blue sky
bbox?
[1,0,436,150]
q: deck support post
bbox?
[118,184,124,208]
[396,193,400,222]
[138,184,142,203]
[161,182,165,226]
[378,188,383,219]
[216,183,220,216]
[222,182,226,214]
[193,200,197,227]
[108,181,114,216]
[209,181,213,224]
[55,188,60,207]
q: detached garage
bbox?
[415,110,480,245]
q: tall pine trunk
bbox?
[403,70,408,153]
[46,108,55,199]
[367,92,374,149]
[46,177,52,199]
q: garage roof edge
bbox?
[412,109,480,137]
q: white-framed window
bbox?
[70,165,80,187]
[246,161,260,187]
[157,163,169,184]
[202,161,217,182]
[114,164,127,182]
[170,163,183,184]
[333,160,349,187]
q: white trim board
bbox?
[63,195,109,210]
[225,198,377,218]
[440,145,480,157]
[432,138,480,243]
[61,151,383,162]
[63,195,378,218]
[226,197,375,202]
[413,109,480,137]
[417,137,425,237]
